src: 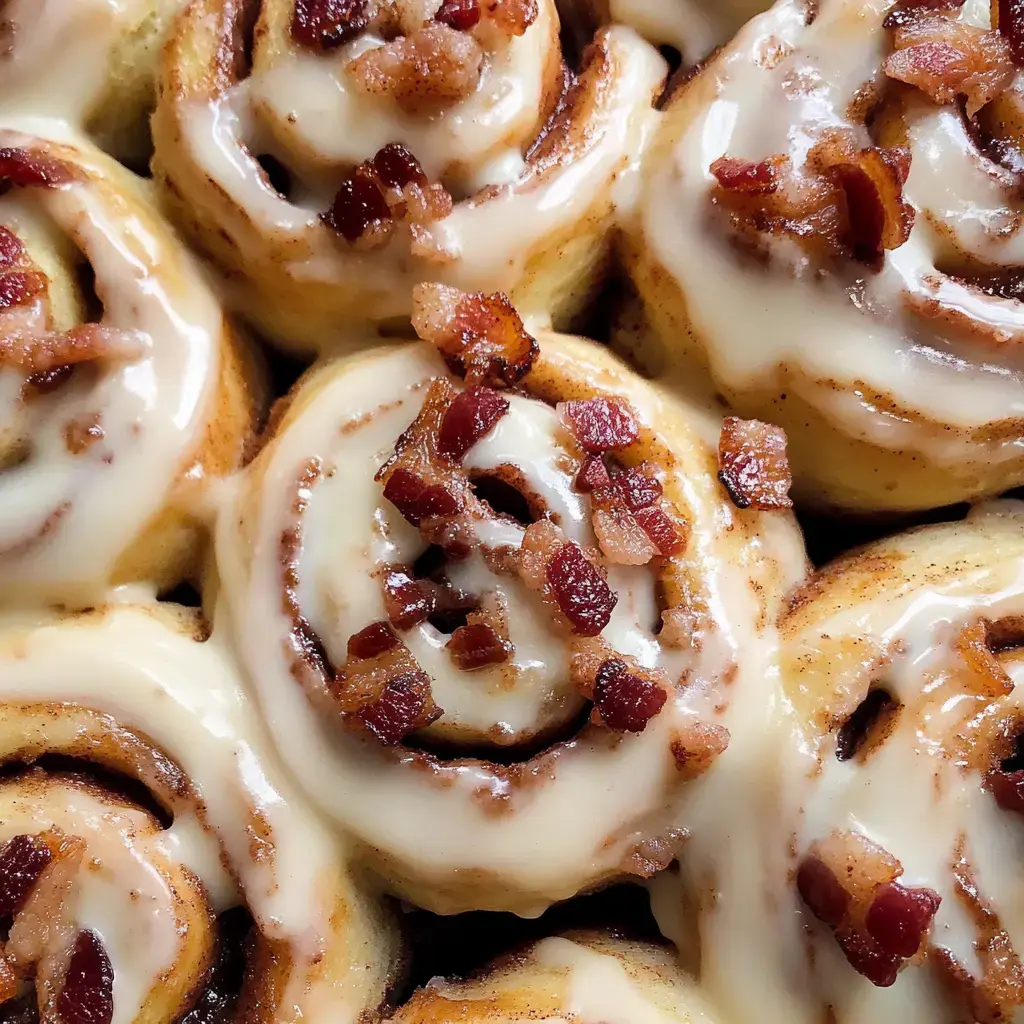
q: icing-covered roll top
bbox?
[627,0,1024,510]
[0,604,397,1024]
[391,932,723,1023]
[780,506,1024,1022]
[0,131,258,608]
[0,0,187,165]
[151,0,666,350]
[219,284,802,914]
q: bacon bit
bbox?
[381,566,437,629]
[56,930,114,1024]
[636,506,687,557]
[355,671,441,744]
[348,25,484,116]
[0,960,19,1004]
[575,454,612,493]
[383,467,460,526]
[0,226,23,268]
[717,417,793,511]
[611,465,662,510]
[323,144,452,246]
[986,767,1024,815]
[291,0,369,49]
[447,623,512,669]
[593,506,658,566]
[670,720,730,778]
[558,397,640,454]
[412,283,539,388]
[347,621,400,659]
[797,832,940,987]
[956,620,1015,698]
[999,0,1024,66]
[518,518,564,591]
[0,270,46,311]
[63,414,104,455]
[0,324,143,375]
[710,155,783,195]
[546,542,617,637]
[438,387,509,461]
[483,0,537,36]
[436,0,481,29]
[0,148,74,193]
[591,658,667,732]
[884,16,1015,116]
[0,834,53,919]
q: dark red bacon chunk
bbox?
[56,930,114,1024]
[435,0,482,30]
[592,658,667,732]
[718,417,793,511]
[0,834,53,920]
[355,671,441,744]
[381,567,437,630]
[0,227,24,268]
[866,882,942,959]
[322,167,392,244]
[0,271,46,311]
[347,621,401,660]
[710,156,782,195]
[438,387,509,461]
[447,622,512,670]
[0,148,74,194]
[575,454,612,493]
[987,767,1024,815]
[292,0,369,50]
[797,855,851,929]
[546,542,617,637]
[558,397,640,453]
[383,467,460,526]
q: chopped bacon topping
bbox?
[381,566,437,629]
[670,719,731,778]
[347,621,401,659]
[999,0,1024,65]
[987,767,1024,815]
[0,835,53,920]
[0,226,23,268]
[291,0,369,49]
[575,454,612,493]
[483,0,537,36]
[435,0,481,29]
[323,144,452,247]
[592,506,658,566]
[447,594,513,670]
[0,271,46,311]
[438,386,509,461]
[591,658,667,732]
[718,417,793,511]
[558,397,640,454]
[383,467,461,526]
[355,671,439,745]
[797,831,941,987]
[412,283,539,388]
[0,149,74,194]
[56,930,114,1024]
[348,25,484,116]
[884,15,1015,116]
[710,156,784,195]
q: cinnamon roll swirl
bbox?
[0,128,259,608]
[623,0,1024,512]
[391,932,720,1023]
[0,601,398,1024]
[151,0,665,352]
[0,1,187,166]
[216,284,806,915]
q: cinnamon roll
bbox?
[391,932,720,1022]
[0,128,259,608]
[623,0,1024,512]
[0,600,398,1023]
[0,1,187,167]
[216,284,806,915]
[150,0,666,353]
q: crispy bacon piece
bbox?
[670,719,731,778]
[348,25,484,115]
[0,324,142,375]
[292,0,369,49]
[0,835,53,920]
[575,454,612,493]
[484,0,538,36]
[412,283,539,388]
[591,658,667,732]
[717,417,793,511]
[797,831,941,987]
[435,0,481,29]
[438,386,509,461]
[56,930,114,1024]
[558,397,640,454]
[0,271,46,311]
[383,467,461,526]
[987,767,1024,815]
[0,148,74,193]
[381,566,437,629]
[347,621,401,659]
[447,593,513,670]
[323,144,452,247]
[592,506,658,566]
[884,15,1015,115]
[519,520,618,636]
[710,155,784,195]
[0,226,23,268]
[356,671,440,745]
[999,0,1024,65]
